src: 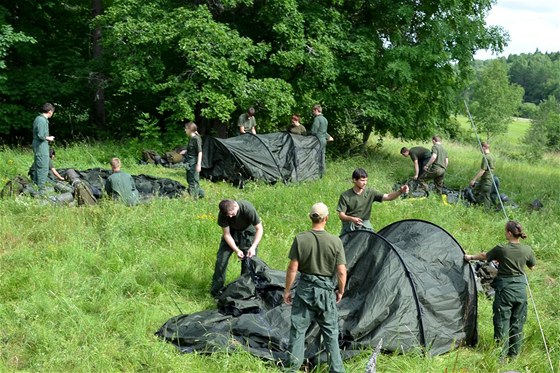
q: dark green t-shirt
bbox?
[336,187,384,221]
[288,230,346,276]
[217,200,261,231]
[310,114,328,142]
[105,171,139,206]
[288,124,307,136]
[480,153,495,181]
[409,146,431,162]
[238,113,256,133]
[186,135,202,162]
[486,242,536,277]
[431,143,448,169]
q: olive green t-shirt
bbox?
[186,134,202,162]
[409,146,431,162]
[105,171,139,206]
[238,113,256,134]
[288,124,307,136]
[480,153,495,181]
[288,230,346,276]
[431,143,448,169]
[337,188,384,221]
[217,200,261,231]
[486,242,536,277]
[310,114,328,142]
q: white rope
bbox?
[464,99,554,371]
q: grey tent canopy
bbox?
[201,133,324,185]
[156,219,477,364]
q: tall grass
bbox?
[0,132,559,372]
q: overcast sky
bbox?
[475,0,560,59]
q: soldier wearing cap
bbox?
[284,202,347,372]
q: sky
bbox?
[475,0,560,59]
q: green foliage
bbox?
[508,52,560,104]
[524,96,560,159]
[468,59,524,141]
[518,102,539,119]
[1,135,559,372]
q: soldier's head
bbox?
[400,147,410,157]
[110,157,122,171]
[185,121,197,136]
[309,202,329,224]
[49,148,56,159]
[312,104,322,116]
[247,107,255,117]
[41,103,55,118]
[481,142,490,153]
[291,115,301,125]
[352,168,368,190]
[219,199,239,218]
[505,220,527,240]
[432,135,442,144]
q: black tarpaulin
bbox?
[201,133,323,184]
[156,219,477,363]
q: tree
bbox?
[525,96,560,156]
[508,52,560,104]
[468,59,524,141]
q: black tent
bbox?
[156,220,477,364]
[201,133,324,185]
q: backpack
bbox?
[1,176,36,198]
[72,180,97,206]
[164,151,184,164]
[142,150,161,165]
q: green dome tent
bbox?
[156,220,477,363]
[201,133,324,185]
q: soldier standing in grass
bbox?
[464,221,536,359]
[309,104,333,176]
[400,146,432,180]
[418,135,448,194]
[470,142,496,208]
[31,103,56,191]
[337,168,409,235]
[238,107,257,135]
[105,157,139,206]
[181,122,205,199]
[210,199,263,296]
[284,202,347,373]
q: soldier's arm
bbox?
[382,186,408,201]
[464,252,487,261]
[413,159,419,179]
[222,226,244,258]
[470,169,485,186]
[247,222,263,256]
[424,153,437,169]
[51,167,65,181]
[336,264,347,303]
[283,259,299,304]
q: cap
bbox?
[309,202,329,220]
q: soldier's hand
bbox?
[195,164,201,173]
[235,249,245,259]
[247,246,256,258]
[413,175,418,180]
[353,217,363,226]
[335,290,343,304]
[283,290,292,305]
[470,180,475,187]
[46,136,55,142]
[400,185,409,194]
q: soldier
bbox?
[470,142,496,208]
[287,115,307,135]
[310,105,333,176]
[48,148,65,182]
[418,135,448,194]
[31,103,56,191]
[211,199,263,296]
[464,221,536,358]
[284,202,347,373]
[400,146,432,180]
[105,158,139,206]
[337,168,408,235]
[238,107,257,135]
[182,122,205,198]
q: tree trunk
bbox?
[362,120,374,145]
[91,0,106,129]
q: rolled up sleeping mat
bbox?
[65,169,81,183]
[55,192,74,204]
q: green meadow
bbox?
[0,123,559,372]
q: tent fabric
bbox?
[201,133,324,185]
[156,219,477,363]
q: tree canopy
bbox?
[1,0,509,146]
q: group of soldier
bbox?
[30,102,536,371]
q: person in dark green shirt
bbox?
[287,114,307,135]
[31,103,56,191]
[284,202,347,373]
[47,148,65,182]
[337,168,409,235]
[465,221,536,358]
[400,146,432,179]
[418,136,448,194]
[105,157,139,206]
[211,199,264,296]
[238,107,257,135]
[181,122,205,199]
[470,142,496,208]
[309,105,333,176]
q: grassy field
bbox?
[1,127,559,372]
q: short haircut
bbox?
[219,199,236,214]
[313,104,322,113]
[247,107,255,116]
[41,103,55,113]
[432,135,441,142]
[400,147,409,155]
[352,168,368,180]
[110,157,121,169]
[49,148,56,158]
[185,121,197,131]
[291,114,300,122]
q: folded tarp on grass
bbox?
[201,133,324,185]
[156,220,477,364]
